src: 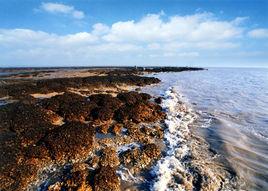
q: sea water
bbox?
[143,68,268,190]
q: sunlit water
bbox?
[143,68,268,190]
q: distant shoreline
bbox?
[0,66,204,79]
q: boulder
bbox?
[112,123,123,135]
[47,163,92,191]
[40,92,97,122]
[94,166,120,191]
[116,102,165,123]
[44,122,95,161]
[99,147,120,168]
[117,91,151,105]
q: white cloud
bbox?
[231,17,248,25]
[40,2,85,19]
[147,43,161,50]
[163,52,199,57]
[41,3,73,13]
[0,12,258,67]
[92,23,110,35]
[0,29,97,48]
[102,13,243,43]
[248,28,268,38]
[72,10,85,19]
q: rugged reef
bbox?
[0,75,161,99]
[0,91,165,190]
[0,67,209,191]
[0,67,171,191]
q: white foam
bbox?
[117,142,141,154]
[116,143,143,183]
[151,87,196,191]
[116,166,143,183]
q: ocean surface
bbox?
[143,68,268,190]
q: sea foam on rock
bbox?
[151,87,196,191]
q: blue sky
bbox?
[0,0,267,67]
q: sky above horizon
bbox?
[0,0,268,67]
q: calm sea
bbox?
[144,68,268,190]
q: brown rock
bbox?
[23,144,51,166]
[135,143,161,171]
[47,164,92,191]
[98,122,111,134]
[87,94,124,122]
[41,92,98,122]
[112,123,123,135]
[0,175,16,191]
[0,72,167,190]
[44,121,95,161]
[48,182,62,191]
[1,73,162,99]
[116,101,165,123]
[142,143,161,159]
[0,102,57,146]
[141,125,164,139]
[120,147,140,166]
[125,122,143,139]
[119,143,161,174]
[99,147,120,168]
[117,91,151,105]
[0,138,23,190]
[88,155,100,169]
[0,132,53,190]
[46,110,64,125]
[154,125,164,139]
[89,94,123,110]
[94,166,120,191]
[5,164,39,191]
[91,107,115,121]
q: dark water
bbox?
[144,68,268,190]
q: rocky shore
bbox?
[0,67,204,191]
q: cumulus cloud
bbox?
[40,2,85,19]
[102,13,243,43]
[92,23,110,35]
[150,51,200,58]
[248,28,268,38]
[0,12,253,66]
[0,29,97,48]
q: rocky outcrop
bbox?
[0,100,95,190]
[117,91,151,105]
[0,102,58,147]
[43,122,95,161]
[94,166,121,191]
[47,163,93,191]
[99,147,120,168]
[112,123,123,135]
[0,69,169,191]
[0,75,160,99]
[120,143,161,174]
[116,92,165,123]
